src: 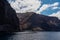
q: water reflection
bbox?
[1,32,60,40]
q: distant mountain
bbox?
[17,12,60,31]
[49,11,60,20]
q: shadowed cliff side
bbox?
[0,0,20,32]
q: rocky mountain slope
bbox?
[17,12,60,31]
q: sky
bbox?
[7,0,60,19]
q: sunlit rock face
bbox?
[17,12,34,31]
[17,12,60,31]
[0,0,20,32]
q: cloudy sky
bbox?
[7,0,60,19]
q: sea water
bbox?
[0,31,60,40]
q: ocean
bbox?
[0,31,60,40]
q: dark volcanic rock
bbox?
[0,0,20,32]
[17,12,60,31]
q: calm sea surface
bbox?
[0,31,60,40]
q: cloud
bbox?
[51,2,60,10]
[36,2,59,14]
[8,0,41,13]
[51,2,59,7]
[52,7,59,9]
[52,7,60,10]
[36,4,50,14]
[49,11,60,19]
[8,0,60,15]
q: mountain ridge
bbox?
[17,12,60,31]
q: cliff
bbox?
[17,12,60,31]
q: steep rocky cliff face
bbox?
[0,0,19,32]
[1,0,60,32]
[17,12,60,31]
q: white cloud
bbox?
[36,4,50,14]
[49,11,60,19]
[52,7,59,9]
[52,7,60,10]
[36,2,59,14]
[9,0,41,13]
[51,2,59,7]
[51,2,60,10]
[8,0,60,14]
